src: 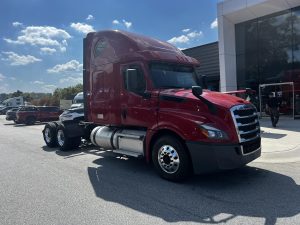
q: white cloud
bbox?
[60,47,67,52]
[47,60,83,74]
[167,30,203,45]
[1,51,42,66]
[70,22,95,34]
[59,76,83,84]
[40,47,57,55]
[182,28,190,33]
[112,19,132,29]
[211,18,218,29]
[187,31,203,38]
[0,73,6,81]
[12,22,23,27]
[112,20,120,25]
[3,26,71,52]
[62,39,68,46]
[33,81,45,85]
[122,19,132,29]
[42,84,57,92]
[10,77,16,81]
[86,14,94,20]
[168,35,189,44]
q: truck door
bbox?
[120,64,158,128]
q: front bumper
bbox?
[186,138,261,174]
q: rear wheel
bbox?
[43,122,58,147]
[152,135,191,182]
[57,124,81,151]
[14,120,21,124]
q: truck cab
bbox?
[43,30,261,181]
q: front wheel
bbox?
[152,135,191,182]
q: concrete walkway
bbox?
[255,116,300,163]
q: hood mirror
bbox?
[192,86,203,97]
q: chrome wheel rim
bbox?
[44,128,51,143]
[57,130,65,146]
[158,145,180,174]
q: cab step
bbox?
[113,149,143,158]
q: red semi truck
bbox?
[42,30,261,181]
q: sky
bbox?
[0,0,219,93]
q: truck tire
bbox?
[56,124,81,151]
[43,122,58,147]
[152,135,191,182]
[25,116,36,125]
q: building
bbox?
[182,42,220,91]
[218,0,300,116]
[185,0,300,117]
[2,96,24,107]
[218,0,300,92]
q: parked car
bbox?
[59,107,84,122]
[0,106,17,115]
[6,108,20,121]
[15,106,63,125]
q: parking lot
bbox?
[0,115,300,225]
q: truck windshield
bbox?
[150,63,197,89]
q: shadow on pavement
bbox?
[41,143,300,224]
[260,132,286,139]
[41,143,106,158]
[260,118,300,133]
[2,123,15,126]
[6,122,48,127]
[41,145,57,152]
[87,152,300,225]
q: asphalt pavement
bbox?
[0,115,300,225]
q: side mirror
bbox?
[125,69,139,91]
[192,86,203,97]
[201,75,207,89]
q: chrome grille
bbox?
[230,104,260,143]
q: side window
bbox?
[94,39,107,58]
[123,65,146,95]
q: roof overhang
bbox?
[218,0,300,24]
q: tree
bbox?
[11,90,23,97]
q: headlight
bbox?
[199,124,228,140]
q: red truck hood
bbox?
[159,89,248,109]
